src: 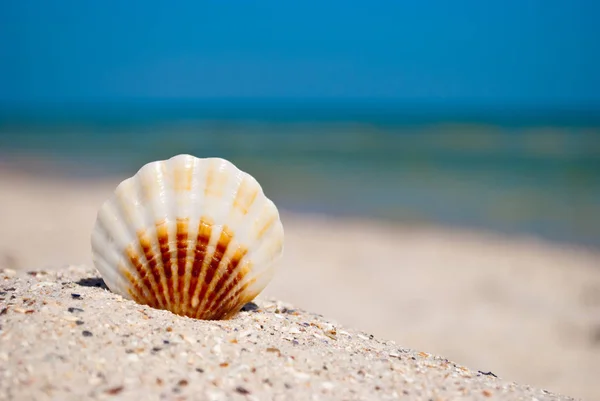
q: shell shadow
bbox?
[240,301,259,312]
[75,277,108,290]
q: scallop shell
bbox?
[91,154,284,320]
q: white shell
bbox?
[91,154,284,320]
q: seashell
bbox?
[91,154,284,320]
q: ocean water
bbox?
[1,100,599,246]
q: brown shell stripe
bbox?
[109,193,164,309]
[136,231,170,309]
[196,177,258,317]
[207,212,279,318]
[211,276,258,320]
[156,221,177,311]
[233,178,259,215]
[193,226,234,319]
[210,265,261,319]
[174,218,189,314]
[119,266,156,307]
[222,291,258,320]
[257,213,278,240]
[203,255,250,317]
[122,247,161,308]
[187,217,213,315]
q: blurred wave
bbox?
[1,100,599,246]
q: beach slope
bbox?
[0,265,576,401]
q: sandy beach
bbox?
[1,166,599,400]
[0,265,577,401]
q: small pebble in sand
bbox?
[235,386,251,395]
[82,330,93,337]
[105,386,124,395]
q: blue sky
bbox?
[0,1,598,107]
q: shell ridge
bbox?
[202,180,267,313]
[91,204,122,287]
[202,240,248,317]
[114,177,167,309]
[133,167,172,310]
[210,275,256,320]
[188,220,219,317]
[180,157,206,316]
[239,203,283,271]
[92,214,157,306]
[95,198,161,307]
[193,225,233,319]
[152,161,177,310]
[206,260,252,318]
[187,159,228,316]
[204,184,283,314]
[212,262,278,320]
[195,162,256,319]
[91,228,130,298]
[168,155,197,315]
[174,216,190,315]
[211,218,284,316]
[112,191,168,307]
[190,159,237,319]
[211,226,283,318]
[196,227,240,319]
[195,167,247,318]
[162,158,181,313]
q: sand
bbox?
[0,266,575,401]
[1,166,599,400]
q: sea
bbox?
[1,99,599,247]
